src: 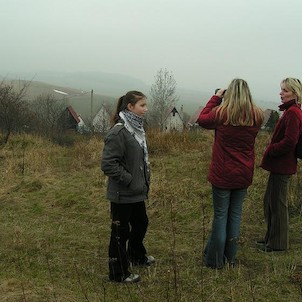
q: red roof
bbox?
[67,106,80,123]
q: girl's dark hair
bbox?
[112,90,146,124]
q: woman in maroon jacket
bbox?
[258,77,302,252]
[198,78,264,269]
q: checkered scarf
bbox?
[119,110,149,167]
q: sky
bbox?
[1,0,302,103]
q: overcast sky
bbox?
[1,0,301,103]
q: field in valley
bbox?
[0,131,302,301]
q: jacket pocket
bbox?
[128,165,146,194]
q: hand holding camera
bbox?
[215,88,226,98]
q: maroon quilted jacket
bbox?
[198,96,262,189]
[260,100,302,175]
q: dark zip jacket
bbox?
[101,122,150,203]
[261,100,302,175]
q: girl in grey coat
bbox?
[101,91,154,283]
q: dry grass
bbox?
[0,131,302,301]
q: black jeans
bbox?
[108,201,148,281]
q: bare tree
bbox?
[149,68,178,130]
[29,93,65,136]
[0,81,31,144]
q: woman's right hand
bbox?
[215,89,226,98]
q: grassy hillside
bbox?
[0,131,302,301]
[2,76,209,117]
[1,73,280,119]
[2,78,116,120]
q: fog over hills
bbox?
[1,71,280,118]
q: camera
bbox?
[215,88,226,95]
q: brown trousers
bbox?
[264,173,291,250]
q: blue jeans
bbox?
[205,185,247,268]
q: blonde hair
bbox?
[281,78,302,103]
[216,78,264,126]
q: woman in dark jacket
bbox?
[258,78,302,252]
[198,78,264,269]
[101,91,154,283]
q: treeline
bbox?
[0,81,78,145]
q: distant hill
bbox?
[1,71,280,118]
[2,71,149,99]
[0,77,116,120]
